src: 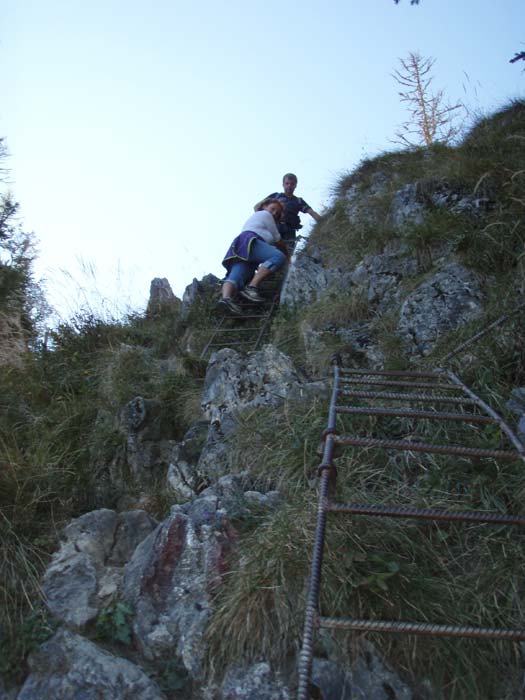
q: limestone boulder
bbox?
[122,495,237,679]
[42,509,157,628]
[280,252,352,310]
[146,277,181,316]
[397,263,484,357]
[388,183,426,231]
[311,641,413,699]
[181,274,221,318]
[165,421,209,499]
[117,396,163,484]
[201,345,320,426]
[17,628,166,700]
[349,242,420,313]
[203,662,290,699]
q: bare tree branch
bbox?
[510,51,525,64]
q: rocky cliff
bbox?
[1,101,525,700]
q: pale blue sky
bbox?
[1,0,523,317]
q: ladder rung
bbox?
[210,327,266,333]
[334,435,520,460]
[341,377,462,391]
[335,406,494,423]
[340,368,444,379]
[234,314,271,320]
[339,389,478,404]
[326,501,525,525]
[318,617,525,641]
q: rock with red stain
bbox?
[122,495,236,679]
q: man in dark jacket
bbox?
[254,173,321,246]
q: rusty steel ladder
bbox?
[200,272,284,360]
[297,358,525,699]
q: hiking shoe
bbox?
[239,285,266,303]
[216,297,243,316]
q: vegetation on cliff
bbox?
[1,101,524,697]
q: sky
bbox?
[1,0,524,320]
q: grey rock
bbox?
[204,662,290,699]
[311,659,352,699]
[63,509,118,564]
[166,443,199,500]
[201,345,313,426]
[507,388,525,416]
[350,641,413,699]
[181,274,221,317]
[118,397,163,484]
[108,510,159,567]
[122,497,236,679]
[243,491,271,506]
[165,421,210,499]
[43,550,100,627]
[180,420,210,462]
[388,183,425,230]
[311,643,413,700]
[42,509,157,627]
[119,396,161,440]
[300,320,382,370]
[280,253,352,310]
[343,174,390,232]
[198,345,325,479]
[196,421,233,482]
[398,263,484,357]
[507,388,525,444]
[355,242,419,312]
[17,628,166,700]
[147,277,181,315]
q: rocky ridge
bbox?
[6,106,525,699]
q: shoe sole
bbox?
[217,302,243,317]
[239,290,266,303]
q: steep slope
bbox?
[2,101,525,700]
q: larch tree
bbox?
[392,51,464,148]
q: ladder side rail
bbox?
[445,370,525,462]
[297,359,341,700]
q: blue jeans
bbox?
[225,239,286,290]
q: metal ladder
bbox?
[200,272,284,360]
[297,358,525,699]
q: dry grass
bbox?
[205,376,525,697]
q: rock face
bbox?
[349,241,420,312]
[147,277,181,315]
[204,662,290,700]
[117,396,163,484]
[311,642,413,700]
[280,252,352,309]
[166,420,210,499]
[182,274,221,317]
[42,509,157,627]
[198,345,325,479]
[397,262,484,356]
[122,495,237,679]
[18,155,521,700]
[18,628,166,700]
[201,345,319,426]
